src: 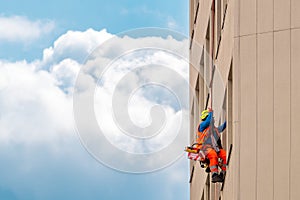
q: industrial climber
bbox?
[196,108,227,183]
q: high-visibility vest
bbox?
[196,126,221,152]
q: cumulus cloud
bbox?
[42,29,113,65]
[0,28,189,199]
[92,48,189,154]
[0,60,73,145]
[0,26,188,175]
[0,15,54,43]
[0,29,109,199]
[0,28,115,145]
[50,59,81,93]
[66,30,190,172]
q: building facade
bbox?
[189,0,300,199]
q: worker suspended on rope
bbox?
[196,108,227,183]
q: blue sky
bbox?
[0,1,190,200]
[0,0,188,61]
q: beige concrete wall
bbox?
[274,0,290,31]
[215,0,234,84]
[190,164,208,200]
[291,28,300,200]
[240,0,256,35]
[292,0,300,28]
[239,34,257,200]
[190,0,300,199]
[232,0,300,199]
[274,30,291,200]
[231,37,240,200]
[257,32,274,200]
[257,0,273,33]
[194,0,212,46]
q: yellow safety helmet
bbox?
[201,109,209,120]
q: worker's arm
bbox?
[217,121,227,133]
[198,112,212,132]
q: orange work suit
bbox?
[197,125,227,173]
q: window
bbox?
[201,190,205,200]
[204,22,211,99]
[189,166,195,183]
[227,64,233,149]
[215,0,222,59]
[195,75,200,140]
[221,0,228,30]
[222,92,228,150]
[199,49,205,111]
[220,62,233,152]
[205,175,211,200]
[190,29,194,50]
[191,99,195,144]
[194,2,200,24]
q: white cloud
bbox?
[69,32,190,173]
[50,59,81,93]
[0,28,189,172]
[0,27,190,199]
[0,15,55,42]
[92,47,189,155]
[42,29,113,65]
[0,60,73,145]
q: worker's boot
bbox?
[219,171,226,180]
[205,167,211,173]
[212,173,223,183]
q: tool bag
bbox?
[185,143,206,161]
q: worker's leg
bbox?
[206,149,218,174]
[218,149,227,172]
[206,149,223,183]
[218,149,227,180]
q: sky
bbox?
[0,0,188,61]
[0,1,190,200]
